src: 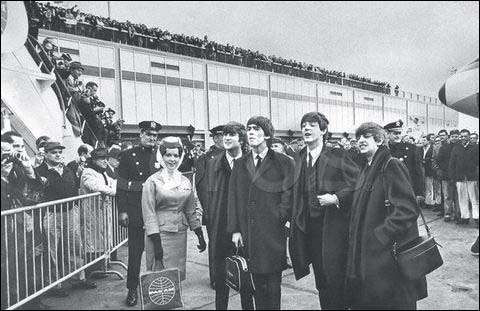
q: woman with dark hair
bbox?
[142,137,206,280]
[345,122,427,309]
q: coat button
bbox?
[139,172,143,176]
[132,153,136,157]
[136,162,139,165]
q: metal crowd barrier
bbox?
[1,193,128,310]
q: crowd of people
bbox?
[26,1,394,95]
[2,109,478,309]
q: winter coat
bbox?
[205,152,236,276]
[448,142,479,181]
[289,146,359,292]
[345,146,428,309]
[227,149,294,274]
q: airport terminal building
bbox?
[36,27,458,146]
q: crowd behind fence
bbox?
[1,193,128,310]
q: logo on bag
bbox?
[148,277,176,305]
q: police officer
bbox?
[117,121,162,307]
[385,120,425,202]
[194,125,224,288]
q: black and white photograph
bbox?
[1,1,478,309]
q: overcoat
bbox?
[421,144,434,178]
[227,149,295,274]
[345,146,428,309]
[289,146,359,290]
[205,152,236,276]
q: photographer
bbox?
[1,134,44,307]
[76,81,107,147]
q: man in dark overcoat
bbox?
[116,121,162,307]
[194,125,224,288]
[205,122,253,310]
[227,116,294,310]
[345,122,427,309]
[289,112,359,310]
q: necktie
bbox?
[256,155,262,171]
[308,152,313,168]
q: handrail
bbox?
[0,192,102,216]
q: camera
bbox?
[1,151,22,165]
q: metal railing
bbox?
[1,193,127,310]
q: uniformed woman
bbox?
[142,136,206,280]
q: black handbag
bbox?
[382,157,443,280]
[225,247,255,294]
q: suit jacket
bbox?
[227,149,295,274]
[289,146,360,286]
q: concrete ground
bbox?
[30,209,478,310]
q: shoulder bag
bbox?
[382,157,443,280]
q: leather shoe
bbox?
[126,289,138,307]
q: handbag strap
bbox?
[381,157,431,238]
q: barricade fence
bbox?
[1,193,127,310]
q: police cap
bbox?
[209,125,224,137]
[138,121,162,132]
[384,120,404,131]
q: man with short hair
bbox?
[228,116,295,310]
[420,135,435,209]
[348,138,367,169]
[385,120,424,203]
[470,132,479,145]
[433,129,457,221]
[449,129,479,226]
[36,141,97,296]
[116,121,162,307]
[289,112,360,310]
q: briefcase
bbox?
[139,267,183,310]
[225,248,255,294]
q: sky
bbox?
[66,1,479,128]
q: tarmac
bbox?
[28,209,479,310]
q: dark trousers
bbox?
[247,272,282,310]
[307,217,347,310]
[126,225,145,290]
